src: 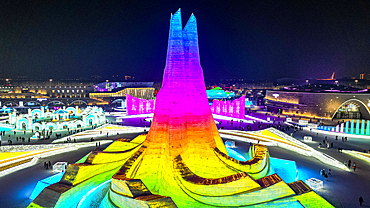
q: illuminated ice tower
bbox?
[137,8,229,193]
[28,9,333,208]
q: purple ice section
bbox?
[126,94,155,115]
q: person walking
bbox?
[348,160,352,168]
[353,162,357,171]
[359,196,364,206]
[324,173,328,181]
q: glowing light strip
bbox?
[0,157,39,178]
[342,150,370,164]
[244,115,272,123]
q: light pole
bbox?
[49,79,53,97]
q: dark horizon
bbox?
[1,1,370,81]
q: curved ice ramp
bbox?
[220,128,350,171]
[173,154,261,196]
[214,144,270,179]
[28,138,145,208]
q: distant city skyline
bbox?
[1,1,370,81]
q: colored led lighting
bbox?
[28,9,333,208]
[126,94,155,115]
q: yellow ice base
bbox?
[0,147,65,165]
[29,166,119,208]
[0,151,35,161]
[294,191,334,208]
[28,133,334,208]
[103,135,146,152]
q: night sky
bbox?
[1,1,370,81]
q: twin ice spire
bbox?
[162,9,202,88]
[145,8,225,160]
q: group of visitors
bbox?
[344,160,357,171]
[44,161,52,170]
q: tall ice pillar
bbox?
[361,119,365,135]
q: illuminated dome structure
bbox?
[8,106,105,131]
[206,87,235,99]
[28,9,333,208]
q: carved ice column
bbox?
[361,119,365,135]
[27,117,32,130]
[8,113,12,124]
[83,115,87,126]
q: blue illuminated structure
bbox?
[226,145,298,184]
[361,120,365,135]
[206,87,235,99]
[29,172,64,200]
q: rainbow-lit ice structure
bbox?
[210,96,246,118]
[28,9,333,208]
[126,94,155,115]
